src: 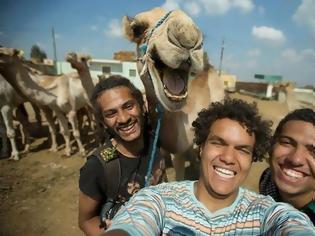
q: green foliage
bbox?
[30,44,47,62]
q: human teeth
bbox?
[119,123,135,131]
[283,168,303,179]
[215,167,234,178]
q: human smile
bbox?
[278,165,309,184]
[118,120,137,133]
[214,166,236,179]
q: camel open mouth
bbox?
[151,50,189,107]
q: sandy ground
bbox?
[0,93,311,236]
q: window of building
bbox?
[102,66,111,74]
[129,69,136,77]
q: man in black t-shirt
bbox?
[78,75,166,236]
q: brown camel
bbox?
[122,8,225,179]
[0,47,89,157]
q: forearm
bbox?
[80,216,103,236]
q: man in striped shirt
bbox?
[102,99,315,235]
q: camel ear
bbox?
[122,16,147,43]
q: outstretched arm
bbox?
[101,187,164,236]
[262,202,315,235]
[79,191,103,236]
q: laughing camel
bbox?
[123,8,225,179]
[0,47,89,156]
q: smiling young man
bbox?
[78,75,166,236]
[260,108,315,224]
[102,99,315,236]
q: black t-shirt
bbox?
[79,152,143,205]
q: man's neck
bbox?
[279,190,314,209]
[195,180,239,212]
[112,137,144,158]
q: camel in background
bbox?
[0,75,38,160]
[0,47,90,157]
[122,8,225,179]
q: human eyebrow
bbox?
[206,135,227,145]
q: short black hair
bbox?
[272,108,315,146]
[192,98,272,162]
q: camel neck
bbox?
[76,65,95,99]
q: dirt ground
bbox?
[0,93,309,236]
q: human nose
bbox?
[117,110,130,123]
[286,145,307,166]
[220,146,235,165]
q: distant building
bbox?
[219,73,237,92]
[113,51,136,61]
[56,58,144,92]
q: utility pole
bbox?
[52,27,60,74]
[218,38,224,77]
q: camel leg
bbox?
[15,104,31,153]
[1,105,19,161]
[0,118,9,158]
[55,111,71,157]
[41,107,58,152]
[172,153,185,181]
[68,110,85,156]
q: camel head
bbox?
[122,8,204,111]
[65,52,92,71]
[0,47,24,67]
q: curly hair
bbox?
[272,108,315,146]
[90,75,145,142]
[192,98,272,162]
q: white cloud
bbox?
[162,0,181,11]
[232,0,254,13]
[90,25,98,31]
[281,49,301,62]
[301,48,315,58]
[161,0,254,16]
[0,31,3,36]
[200,0,231,15]
[247,48,261,57]
[252,26,286,44]
[281,48,315,63]
[183,1,201,16]
[105,19,123,38]
[293,0,315,37]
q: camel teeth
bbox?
[163,87,188,101]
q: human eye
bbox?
[305,145,315,158]
[123,101,134,110]
[278,137,295,147]
[103,110,116,119]
[207,137,225,146]
[238,148,252,156]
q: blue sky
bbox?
[1,0,314,87]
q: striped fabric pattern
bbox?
[108,181,315,235]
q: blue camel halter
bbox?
[143,11,172,187]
